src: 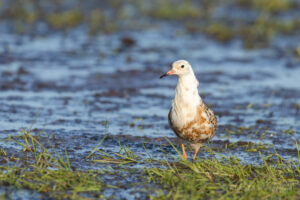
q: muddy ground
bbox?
[0,0,300,199]
[0,26,299,198]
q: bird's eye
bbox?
[181,65,184,68]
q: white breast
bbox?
[170,73,202,129]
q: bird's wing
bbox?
[203,104,217,130]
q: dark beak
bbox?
[159,69,175,79]
[160,73,168,79]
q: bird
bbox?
[160,60,217,160]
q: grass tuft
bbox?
[148,153,300,199]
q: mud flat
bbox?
[0,0,300,199]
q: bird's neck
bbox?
[175,72,203,106]
[177,73,198,89]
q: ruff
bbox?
[161,60,217,160]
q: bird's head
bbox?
[160,60,193,79]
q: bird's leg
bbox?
[192,149,199,160]
[191,143,202,161]
[181,143,187,160]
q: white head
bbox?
[160,60,194,79]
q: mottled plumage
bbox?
[161,60,217,160]
[169,103,217,143]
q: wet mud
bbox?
[0,26,299,198]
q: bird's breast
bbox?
[171,86,201,126]
[169,103,216,143]
[169,100,198,131]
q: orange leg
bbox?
[192,151,197,160]
[181,143,187,160]
[192,145,201,161]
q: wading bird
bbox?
[160,60,217,160]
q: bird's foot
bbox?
[192,153,197,161]
[181,143,187,160]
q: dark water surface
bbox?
[0,26,299,198]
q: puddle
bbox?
[0,11,299,200]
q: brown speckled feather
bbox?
[169,103,217,143]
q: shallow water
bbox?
[0,25,299,198]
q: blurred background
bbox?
[1,0,300,155]
[1,0,300,48]
[0,0,300,198]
